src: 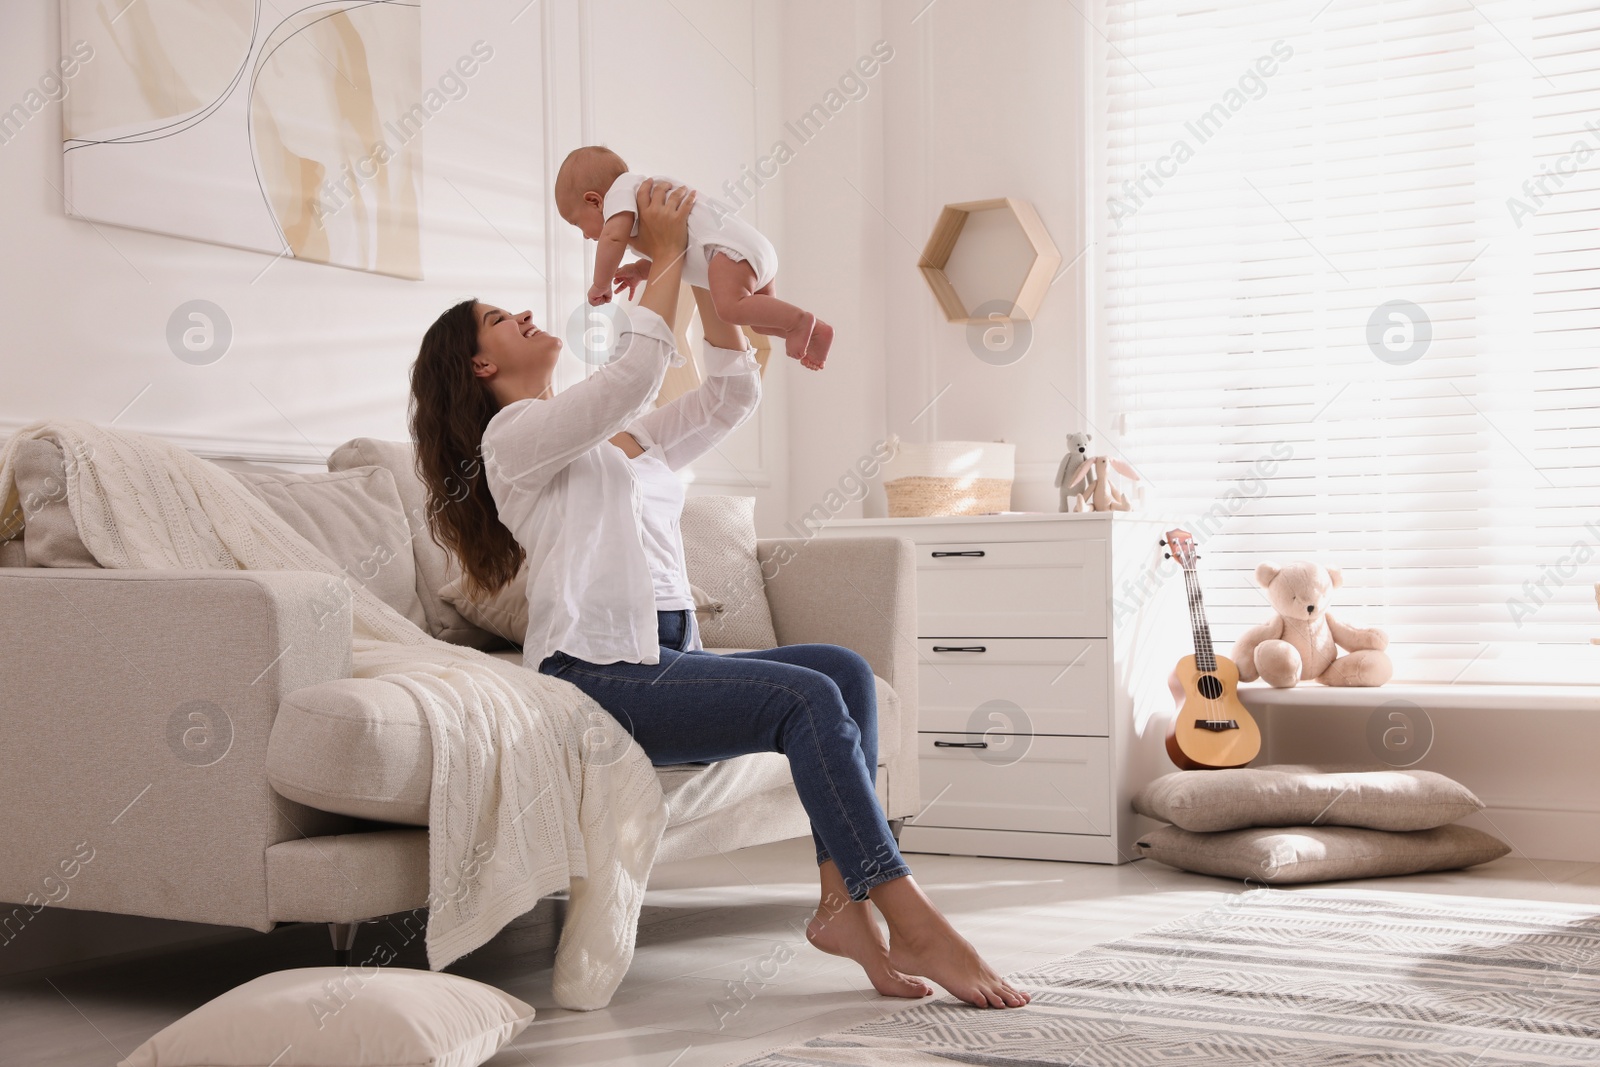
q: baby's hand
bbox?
[587,282,612,307]
[612,260,652,301]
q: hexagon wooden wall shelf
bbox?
[918,197,1062,324]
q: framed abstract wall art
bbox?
[61,0,423,279]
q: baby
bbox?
[555,146,832,370]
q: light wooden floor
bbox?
[3,837,1597,1067]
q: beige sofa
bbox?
[0,435,918,965]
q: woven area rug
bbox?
[739,889,1600,1066]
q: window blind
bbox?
[1100,0,1600,684]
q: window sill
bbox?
[1236,682,1600,713]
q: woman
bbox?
[409,179,1028,1010]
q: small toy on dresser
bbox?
[1232,561,1393,687]
[1065,454,1140,512]
[1053,432,1093,512]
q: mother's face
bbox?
[470,304,561,386]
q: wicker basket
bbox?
[882,438,1015,517]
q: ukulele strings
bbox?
[1180,555,1222,728]
[1184,564,1221,727]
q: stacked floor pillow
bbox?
[1132,764,1511,884]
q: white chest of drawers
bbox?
[816,512,1185,863]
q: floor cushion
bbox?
[116,966,532,1067]
[1136,823,1512,884]
[1133,764,1486,833]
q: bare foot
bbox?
[783,312,816,367]
[807,901,933,999]
[800,320,833,370]
[885,918,1031,1009]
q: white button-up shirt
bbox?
[483,306,762,669]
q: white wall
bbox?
[583,0,790,525]
[783,0,1089,523]
[0,0,784,974]
[0,0,786,522]
[764,0,891,532]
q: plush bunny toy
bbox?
[1232,561,1394,687]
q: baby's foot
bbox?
[801,320,833,370]
[784,312,816,366]
[887,923,1031,1009]
[807,900,933,999]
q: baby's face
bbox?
[560,191,605,240]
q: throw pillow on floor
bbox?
[1136,823,1511,884]
[1132,764,1486,833]
[117,967,534,1067]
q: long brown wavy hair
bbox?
[409,298,525,600]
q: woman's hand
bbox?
[633,180,696,330]
[631,179,695,265]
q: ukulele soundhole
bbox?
[1196,674,1224,700]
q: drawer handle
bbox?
[931,645,987,653]
[933,740,989,749]
[930,550,986,558]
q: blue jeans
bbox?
[537,609,911,901]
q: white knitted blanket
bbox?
[0,420,668,1010]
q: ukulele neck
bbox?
[1181,563,1217,671]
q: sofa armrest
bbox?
[756,536,920,815]
[0,568,361,934]
[756,534,919,724]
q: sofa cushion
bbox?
[328,438,507,650]
[0,536,24,567]
[231,466,428,631]
[267,649,903,826]
[267,678,436,824]
[13,439,100,568]
[437,565,529,647]
[680,495,778,650]
[438,560,725,649]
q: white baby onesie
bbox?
[601,171,778,291]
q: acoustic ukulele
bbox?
[1162,528,1261,770]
